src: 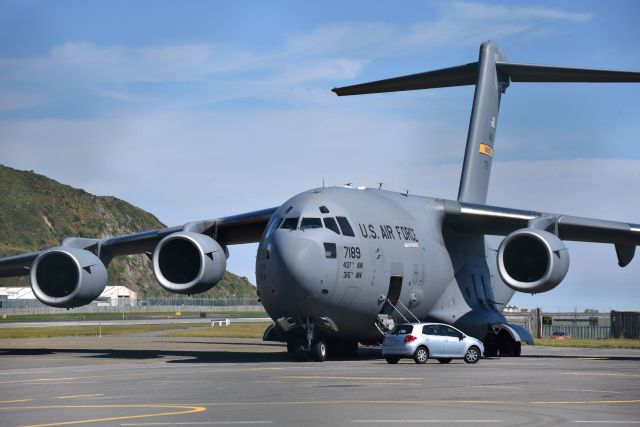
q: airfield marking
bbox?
[572,422,640,424]
[554,388,622,394]
[55,394,105,400]
[121,422,274,425]
[280,376,420,381]
[5,404,206,427]
[0,371,54,375]
[0,367,286,385]
[351,420,500,424]
[561,372,640,378]
[0,399,33,404]
[531,399,640,405]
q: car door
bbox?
[422,324,446,357]
[439,325,466,357]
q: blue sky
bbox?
[0,0,638,311]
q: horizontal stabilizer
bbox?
[496,62,640,83]
[332,60,640,97]
[332,62,477,96]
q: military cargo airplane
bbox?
[1,41,639,361]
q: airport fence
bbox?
[541,325,611,340]
[0,297,266,316]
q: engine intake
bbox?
[497,229,570,294]
[30,248,108,308]
[152,231,226,294]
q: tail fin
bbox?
[333,40,640,205]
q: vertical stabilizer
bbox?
[332,41,640,203]
[457,41,509,204]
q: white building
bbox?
[0,286,137,307]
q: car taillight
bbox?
[404,335,417,343]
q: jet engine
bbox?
[30,247,108,308]
[152,231,226,294]
[497,229,570,294]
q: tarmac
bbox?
[0,333,639,426]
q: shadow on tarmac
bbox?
[0,346,385,364]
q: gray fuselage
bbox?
[256,186,514,343]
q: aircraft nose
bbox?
[269,231,323,302]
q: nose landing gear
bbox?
[285,318,328,362]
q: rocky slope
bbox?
[0,165,257,298]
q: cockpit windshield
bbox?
[300,218,323,230]
[280,217,299,230]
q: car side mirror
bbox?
[459,336,464,341]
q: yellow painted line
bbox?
[195,399,640,407]
[0,367,286,385]
[562,372,640,378]
[10,404,206,427]
[0,377,85,385]
[531,399,640,405]
[280,376,419,381]
[55,394,104,400]
[0,399,33,404]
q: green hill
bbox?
[0,165,257,298]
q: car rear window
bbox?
[390,324,414,335]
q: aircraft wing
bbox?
[0,207,278,278]
[443,200,640,267]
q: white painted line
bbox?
[572,422,640,424]
[555,388,622,394]
[352,421,500,424]
[122,422,273,426]
[468,385,520,389]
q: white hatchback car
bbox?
[382,323,484,364]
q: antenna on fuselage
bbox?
[332,41,640,205]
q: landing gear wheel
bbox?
[385,356,400,364]
[437,358,452,364]
[287,339,307,362]
[311,340,327,362]
[464,346,480,364]
[413,346,429,364]
[512,341,521,357]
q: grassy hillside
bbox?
[0,165,257,298]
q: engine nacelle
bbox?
[30,248,108,308]
[152,231,226,294]
[497,229,570,294]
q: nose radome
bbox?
[271,232,323,301]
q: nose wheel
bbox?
[285,319,328,362]
[286,338,327,362]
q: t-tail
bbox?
[333,40,640,204]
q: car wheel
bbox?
[311,340,327,362]
[413,346,429,364]
[437,358,452,364]
[464,346,480,364]
[385,356,400,364]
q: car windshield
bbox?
[390,324,414,335]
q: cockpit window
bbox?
[300,217,323,230]
[319,206,330,214]
[336,216,355,237]
[280,217,299,230]
[265,216,283,237]
[323,218,341,235]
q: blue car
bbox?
[382,322,484,364]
